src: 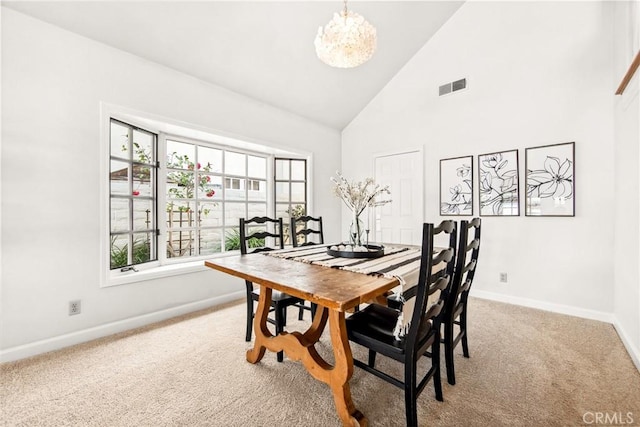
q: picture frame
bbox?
[478,149,519,216]
[440,155,473,216]
[525,142,575,217]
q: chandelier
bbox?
[314,0,377,69]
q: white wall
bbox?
[0,8,341,361]
[343,2,617,319]
[613,1,640,369]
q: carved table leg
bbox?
[245,290,367,426]
[246,285,272,364]
[327,310,367,427]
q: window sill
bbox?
[104,252,241,288]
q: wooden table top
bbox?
[205,253,400,312]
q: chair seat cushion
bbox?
[347,304,406,355]
[346,304,435,359]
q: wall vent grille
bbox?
[439,78,467,96]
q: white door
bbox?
[374,150,423,245]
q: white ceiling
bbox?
[3,1,464,130]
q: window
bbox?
[274,158,307,244]
[105,116,309,284]
[165,139,223,258]
[109,119,159,270]
[166,138,268,257]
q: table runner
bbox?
[265,244,424,338]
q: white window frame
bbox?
[100,103,312,288]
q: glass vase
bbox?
[349,212,364,247]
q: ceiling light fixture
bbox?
[314,0,377,69]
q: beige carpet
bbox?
[1,298,639,427]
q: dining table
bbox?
[204,245,416,426]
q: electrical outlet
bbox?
[499,273,508,283]
[69,300,81,316]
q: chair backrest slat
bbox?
[291,215,324,247]
[239,217,285,255]
[447,218,482,315]
[404,221,457,351]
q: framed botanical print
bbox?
[440,155,473,216]
[525,142,575,217]
[478,150,519,216]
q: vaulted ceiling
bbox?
[3,1,464,130]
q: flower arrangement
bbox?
[330,171,391,247]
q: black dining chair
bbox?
[345,221,457,427]
[442,218,481,385]
[291,215,324,247]
[240,216,303,363]
[290,215,324,320]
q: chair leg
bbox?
[432,334,444,402]
[404,360,418,427]
[368,350,377,368]
[461,305,470,358]
[282,303,288,327]
[298,303,305,321]
[275,305,285,363]
[444,320,456,385]
[245,297,254,342]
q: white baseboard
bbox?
[472,289,640,373]
[471,289,615,324]
[0,291,245,364]
[613,319,640,372]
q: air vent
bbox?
[439,78,467,96]
[439,84,452,96]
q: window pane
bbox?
[132,232,153,264]
[276,182,289,202]
[110,160,129,195]
[110,121,129,159]
[110,198,130,232]
[166,229,195,258]
[166,201,196,228]
[167,140,195,170]
[288,203,306,218]
[225,151,245,176]
[291,182,306,203]
[248,203,267,219]
[226,179,245,201]
[199,229,222,255]
[199,202,222,227]
[275,203,290,221]
[224,228,241,251]
[248,155,266,179]
[198,146,222,174]
[133,199,154,231]
[167,171,194,199]
[133,165,153,197]
[197,173,220,199]
[225,202,246,227]
[275,159,289,180]
[291,160,306,181]
[110,234,129,269]
[132,130,154,164]
[248,179,267,201]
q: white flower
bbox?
[330,171,392,216]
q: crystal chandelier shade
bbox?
[314,1,377,69]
